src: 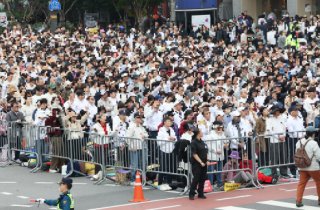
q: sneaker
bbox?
[49,169,58,173]
[158,184,168,191]
[164,184,172,191]
[14,159,22,164]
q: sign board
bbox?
[49,0,61,12]
[0,12,7,27]
[191,15,211,31]
[176,0,217,10]
[305,4,311,13]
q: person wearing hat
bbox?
[126,112,148,182]
[287,106,305,178]
[36,177,75,210]
[295,126,320,207]
[222,151,254,185]
[266,105,289,178]
[226,110,245,151]
[112,109,130,166]
[189,128,208,200]
[203,121,227,188]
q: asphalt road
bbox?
[0,165,181,210]
[0,165,318,210]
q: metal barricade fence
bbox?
[255,130,306,188]
[8,122,41,172]
[145,138,190,193]
[202,136,259,189]
[0,120,9,167]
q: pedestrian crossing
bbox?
[215,195,319,210]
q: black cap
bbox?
[307,87,316,92]
[59,178,73,189]
[119,109,127,116]
[134,112,142,118]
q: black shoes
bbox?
[296,202,304,208]
[189,196,194,200]
[198,195,207,199]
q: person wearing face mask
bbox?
[204,121,228,188]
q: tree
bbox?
[112,0,164,28]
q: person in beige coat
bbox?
[296,126,320,207]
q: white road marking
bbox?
[258,200,320,210]
[1,192,12,195]
[89,181,314,210]
[216,207,255,210]
[35,182,55,184]
[304,195,319,200]
[280,186,316,192]
[72,183,87,185]
[17,196,29,199]
[0,181,17,184]
[10,204,32,208]
[146,205,181,210]
[164,191,181,194]
[104,184,118,187]
[216,195,252,201]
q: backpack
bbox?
[294,139,313,168]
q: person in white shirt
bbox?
[266,106,289,177]
[20,95,35,123]
[226,111,244,151]
[157,117,177,189]
[34,99,50,126]
[72,91,89,114]
[287,106,305,177]
[86,96,98,127]
[304,87,319,125]
[198,107,212,136]
[173,100,184,126]
[126,113,148,182]
[112,109,129,166]
[203,121,227,187]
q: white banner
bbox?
[191,15,211,31]
[0,12,7,27]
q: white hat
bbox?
[119,83,125,88]
[216,96,223,101]
[238,106,248,112]
[173,100,183,107]
[231,111,241,117]
[217,77,224,81]
[259,71,267,77]
[128,92,136,98]
[215,110,224,117]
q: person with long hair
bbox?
[189,128,208,200]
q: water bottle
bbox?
[61,165,67,176]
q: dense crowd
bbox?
[1,12,320,190]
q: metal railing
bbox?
[0,120,312,191]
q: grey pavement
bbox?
[0,165,182,210]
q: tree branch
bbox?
[65,0,80,15]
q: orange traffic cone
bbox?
[204,180,213,193]
[129,171,147,202]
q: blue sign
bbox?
[49,0,61,12]
[175,0,217,10]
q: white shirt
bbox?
[266,115,287,143]
[72,98,89,114]
[157,127,176,153]
[145,109,163,131]
[173,110,184,127]
[126,122,148,150]
[287,115,305,138]
[203,131,226,161]
[226,122,242,149]
[180,132,193,142]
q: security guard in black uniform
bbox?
[36,178,75,210]
[189,128,208,200]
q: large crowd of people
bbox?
[0,12,320,191]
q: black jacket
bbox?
[173,140,190,163]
